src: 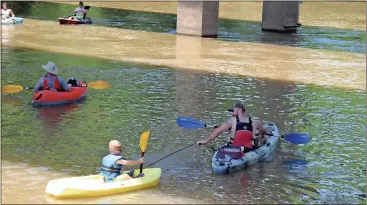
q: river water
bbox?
[1,1,366,204]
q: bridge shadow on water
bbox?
[7,1,366,54]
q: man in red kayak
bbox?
[33,61,72,93]
[196,101,271,151]
[69,1,89,20]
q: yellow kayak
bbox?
[45,168,161,198]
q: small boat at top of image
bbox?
[58,16,92,25]
[58,4,92,25]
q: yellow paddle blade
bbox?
[140,130,151,153]
[1,85,24,94]
[88,80,109,89]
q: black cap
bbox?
[79,1,84,5]
[227,101,245,112]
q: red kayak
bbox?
[32,82,88,106]
[58,17,92,25]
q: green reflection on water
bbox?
[2,47,173,174]
[282,84,366,204]
[1,48,365,203]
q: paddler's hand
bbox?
[138,157,144,164]
[196,140,207,146]
[67,83,72,88]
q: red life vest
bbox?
[43,75,61,90]
[232,130,253,149]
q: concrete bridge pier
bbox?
[261,1,301,32]
[176,1,219,37]
[176,1,301,37]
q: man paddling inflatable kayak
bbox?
[33,62,71,93]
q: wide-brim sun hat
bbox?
[42,61,59,75]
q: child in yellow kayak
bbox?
[100,140,144,183]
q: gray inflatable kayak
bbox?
[211,122,280,174]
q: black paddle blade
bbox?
[136,173,145,178]
[84,6,90,9]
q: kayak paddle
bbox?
[281,133,310,145]
[1,85,28,94]
[176,116,310,145]
[176,117,217,130]
[138,130,151,178]
[1,80,110,94]
[87,80,109,89]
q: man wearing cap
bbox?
[196,101,271,150]
[33,61,71,93]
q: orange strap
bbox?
[43,76,61,90]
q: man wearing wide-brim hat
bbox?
[33,61,71,93]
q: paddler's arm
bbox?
[252,120,272,143]
[71,7,79,14]
[196,121,232,145]
[254,121,268,135]
[117,157,144,166]
[33,78,43,93]
[9,9,15,17]
[69,8,79,16]
[255,120,272,135]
